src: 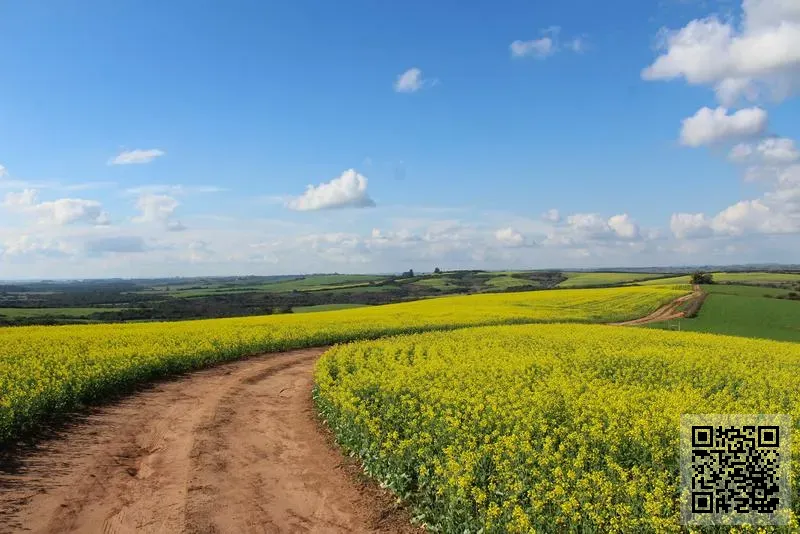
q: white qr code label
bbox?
[681,414,792,526]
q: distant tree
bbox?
[278,305,293,314]
[434,267,441,274]
[691,271,714,285]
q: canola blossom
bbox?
[0,286,683,443]
[314,324,800,533]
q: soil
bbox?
[609,284,705,326]
[0,348,418,534]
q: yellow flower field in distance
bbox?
[314,324,800,533]
[0,286,683,443]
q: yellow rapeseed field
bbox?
[0,286,683,443]
[314,324,800,533]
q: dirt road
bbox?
[609,285,703,326]
[0,348,415,534]
[0,288,706,533]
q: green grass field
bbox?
[558,272,667,288]
[482,274,539,290]
[0,307,118,318]
[648,286,800,342]
[151,274,389,296]
[638,272,800,286]
[409,277,460,290]
[703,284,793,298]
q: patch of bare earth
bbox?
[0,348,418,534]
[609,285,704,326]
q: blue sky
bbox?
[1,0,799,278]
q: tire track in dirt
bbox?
[0,348,416,534]
[609,285,704,326]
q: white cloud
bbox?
[729,142,755,162]
[567,213,611,235]
[679,106,767,146]
[542,208,561,222]
[394,68,435,93]
[495,227,525,247]
[166,220,187,232]
[109,149,166,165]
[778,164,800,187]
[756,137,800,163]
[642,0,800,104]
[567,37,586,53]
[510,27,586,59]
[2,189,110,226]
[2,189,38,209]
[672,179,800,239]
[544,212,643,246]
[670,212,714,239]
[133,193,186,231]
[287,169,375,211]
[729,138,800,184]
[607,214,640,239]
[0,165,7,178]
[510,37,555,59]
[1,235,73,258]
[133,194,179,223]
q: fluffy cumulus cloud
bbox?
[607,214,640,239]
[495,227,531,247]
[757,137,800,163]
[731,137,800,164]
[394,68,436,93]
[671,185,800,239]
[109,149,166,165]
[543,212,642,246]
[510,26,585,59]
[2,189,109,226]
[133,193,186,231]
[642,0,800,104]
[679,106,768,146]
[287,169,375,211]
[670,212,714,239]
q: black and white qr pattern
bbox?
[681,414,791,526]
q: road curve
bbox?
[609,285,704,326]
[0,348,415,534]
[1,289,705,533]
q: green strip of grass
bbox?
[647,293,800,343]
[558,272,667,288]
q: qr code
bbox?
[681,414,792,526]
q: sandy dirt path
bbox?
[609,284,703,326]
[0,289,707,533]
[0,347,415,534]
